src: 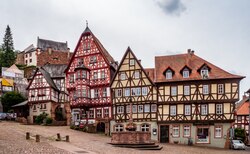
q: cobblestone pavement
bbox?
[0,121,249,154]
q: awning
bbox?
[12,100,28,107]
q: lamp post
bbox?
[246,88,250,145]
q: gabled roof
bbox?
[236,97,249,115]
[6,64,23,74]
[144,68,155,81]
[37,37,68,51]
[65,26,116,73]
[12,100,28,107]
[155,50,244,82]
[111,47,155,86]
[23,44,36,53]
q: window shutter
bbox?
[91,89,94,98]
[107,87,110,96]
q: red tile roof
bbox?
[145,68,155,81]
[236,99,250,115]
[154,51,244,82]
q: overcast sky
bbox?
[1,0,250,98]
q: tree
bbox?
[1,25,16,67]
[1,91,26,112]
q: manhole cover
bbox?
[75,151,88,153]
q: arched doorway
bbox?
[97,122,105,133]
[55,106,64,121]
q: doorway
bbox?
[97,122,105,133]
[160,125,169,143]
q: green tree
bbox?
[1,91,26,112]
[1,25,16,67]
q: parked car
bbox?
[6,113,17,121]
[0,113,7,120]
[230,139,246,150]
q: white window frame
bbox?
[144,104,150,112]
[89,110,94,118]
[141,124,150,132]
[116,89,122,97]
[132,105,137,113]
[183,69,189,78]
[130,59,135,66]
[183,125,191,137]
[201,69,209,78]
[115,124,124,132]
[184,85,190,96]
[216,104,223,115]
[120,72,126,80]
[215,126,222,138]
[138,105,143,113]
[104,108,109,117]
[166,70,172,79]
[102,88,107,97]
[171,86,177,96]
[101,70,105,79]
[124,88,130,96]
[170,105,176,116]
[142,87,148,95]
[184,105,191,115]
[117,106,124,114]
[134,71,140,79]
[172,126,179,137]
[218,84,224,94]
[96,109,102,118]
[94,89,99,98]
[201,104,208,115]
[203,85,209,95]
[126,105,131,113]
[151,104,157,112]
[93,72,98,80]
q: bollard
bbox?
[36,135,40,142]
[57,133,61,141]
[66,135,69,142]
[26,132,30,140]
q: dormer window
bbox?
[166,70,172,79]
[201,69,209,79]
[183,68,189,78]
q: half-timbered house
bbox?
[110,47,158,141]
[27,64,70,125]
[155,49,244,148]
[65,26,117,134]
[235,95,249,134]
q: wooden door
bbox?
[160,125,169,143]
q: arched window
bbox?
[114,124,124,132]
[141,123,150,132]
[166,69,173,79]
[183,68,189,78]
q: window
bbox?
[132,105,137,113]
[134,71,140,79]
[93,72,98,80]
[201,104,208,115]
[216,104,223,115]
[197,127,209,143]
[151,104,157,112]
[90,56,97,63]
[89,110,94,118]
[120,72,126,80]
[82,88,86,97]
[96,109,102,118]
[138,105,143,113]
[25,54,28,58]
[203,85,209,94]
[166,70,172,79]
[29,59,32,63]
[101,70,105,79]
[171,86,177,96]
[115,124,124,132]
[215,126,222,138]
[69,74,74,83]
[131,88,136,96]
[183,69,189,78]
[218,84,224,94]
[170,105,176,116]
[117,106,124,114]
[144,104,150,112]
[104,108,109,117]
[25,60,27,64]
[77,90,81,97]
[172,126,179,137]
[183,125,191,137]
[141,124,150,132]
[184,86,190,96]
[82,71,86,79]
[130,59,135,66]
[33,105,36,110]
[78,58,84,66]
[201,69,209,79]
[142,87,148,95]
[115,89,122,97]
[124,88,130,96]
[29,52,32,57]
[237,116,242,122]
[102,88,107,97]
[94,89,99,98]
[43,103,46,109]
[131,88,141,96]
[184,105,191,115]
[126,105,131,113]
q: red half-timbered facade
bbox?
[235,96,249,134]
[65,26,117,134]
[27,64,70,124]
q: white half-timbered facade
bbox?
[65,26,117,134]
[27,64,70,124]
[110,47,158,141]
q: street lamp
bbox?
[246,88,250,145]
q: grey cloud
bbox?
[155,0,186,16]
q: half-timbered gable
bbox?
[65,26,117,133]
[110,47,158,140]
[27,64,70,124]
[155,49,244,148]
[235,95,249,134]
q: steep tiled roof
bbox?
[236,98,249,115]
[155,50,244,82]
[145,68,155,81]
[42,64,67,78]
[37,37,68,51]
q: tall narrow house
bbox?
[155,50,244,148]
[110,47,158,141]
[27,64,70,125]
[65,26,117,134]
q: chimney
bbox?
[67,49,70,58]
[48,47,52,55]
[187,49,194,55]
[187,49,191,54]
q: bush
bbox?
[35,112,48,124]
[45,117,53,125]
[234,128,246,142]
